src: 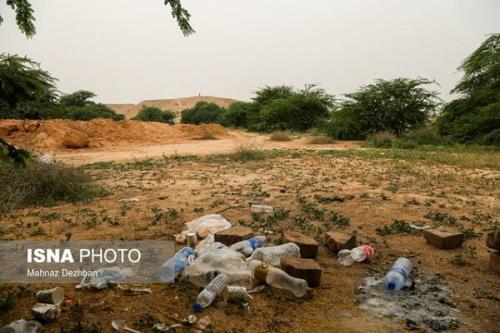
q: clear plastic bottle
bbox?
[193,274,230,312]
[159,247,195,283]
[250,205,274,213]
[230,236,267,257]
[249,243,301,266]
[255,264,309,297]
[383,257,412,292]
[338,245,375,266]
[0,319,43,333]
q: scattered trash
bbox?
[249,242,301,266]
[185,214,232,239]
[384,257,413,292]
[117,284,152,295]
[186,314,197,325]
[338,245,375,266]
[186,232,198,248]
[111,320,142,333]
[358,272,460,332]
[35,287,64,305]
[250,204,274,213]
[194,273,230,312]
[76,266,130,290]
[229,235,267,256]
[159,247,195,283]
[31,303,61,322]
[38,153,54,164]
[0,320,43,333]
[410,224,431,231]
[254,263,311,297]
[118,197,140,203]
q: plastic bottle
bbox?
[230,236,267,257]
[249,243,301,266]
[0,319,43,333]
[251,205,274,213]
[255,264,309,297]
[193,274,230,312]
[159,247,195,283]
[338,245,375,266]
[383,257,412,292]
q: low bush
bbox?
[230,145,267,161]
[307,135,334,144]
[132,107,175,124]
[270,131,292,141]
[181,101,224,125]
[365,131,397,148]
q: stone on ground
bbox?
[215,226,254,246]
[486,230,500,250]
[423,228,464,249]
[283,231,319,258]
[325,231,357,253]
[281,257,322,287]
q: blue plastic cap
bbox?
[193,303,202,312]
[249,238,262,249]
[388,282,396,290]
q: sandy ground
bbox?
[1,147,498,332]
[55,131,361,164]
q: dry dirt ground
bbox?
[0,142,499,332]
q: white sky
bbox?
[1,0,499,103]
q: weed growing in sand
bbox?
[307,135,334,144]
[376,219,421,236]
[327,211,351,228]
[270,131,292,141]
[424,210,458,226]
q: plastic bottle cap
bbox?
[193,303,202,312]
[388,282,396,290]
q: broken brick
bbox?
[283,231,319,258]
[215,226,254,246]
[423,228,464,249]
[281,257,322,287]
[324,232,357,253]
[486,230,500,251]
[490,251,500,274]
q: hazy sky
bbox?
[1,0,499,103]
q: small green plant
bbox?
[450,255,468,266]
[270,131,292,141]
[230,146,267,162]
[424,210,458,225]
[30,226,46,236]
[376,219,421,236]
[328,211,350,228]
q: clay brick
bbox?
[490,251,500,274]
[283,231,319,258]
[423,228,464,249]
[324,232,357,253]
[215,226,254,246]
[281,257,322,287]
[486,230,500,251]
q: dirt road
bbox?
[55,131,360,164]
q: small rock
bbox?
[283,231,319,258]
[325,231,357,253]
[215,226,254,246]
[490,251,500,274]
[486,230,500,250]
[31,303,61,322]
[423,228,464,249]
[281,257,322,287]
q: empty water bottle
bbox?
[0,319,43,333]
[384,257,412,292]
[249,243,301,266]
[255,263,310,297]
[338,245,375,266]
[230,236,267,257]
[159,247,195,283]
[193,273,230,312]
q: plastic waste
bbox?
[76,266,130,289]
[193,274,230,312]
[185,214,232,238]
[111,320,142,333]
[0,320,43,333]
[230,236,267,257]
[31,303,61,322]
[338,245,375,266]
[36,287,64,305]
[39,154,54,164]
[159,247,195,283]
[384,257,412,292]
[255,263,309,297]
[249,242,301,266]
[195,234,227,257]
[251,205,274,213]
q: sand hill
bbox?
[106,96,239,120]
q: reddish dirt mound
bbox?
[0,119,230,152]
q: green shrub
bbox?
[365,131,397,148]
[270,131,292,141]
[132,107,175,124]
[222,101,261,129]
[230,145,266,161]
[181,101,224,125]
[401,127,443,145]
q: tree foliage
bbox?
[181,101,223,125]
[1,0,193,37]
[325,78,440,139]
[60,90,96,107]
[132,106,175,124]
[437,34,500,144]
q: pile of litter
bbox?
[0,119,230,151]
[357,272,460,332]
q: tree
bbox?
[132,106,175,124]
[181,101,223,125]
[327,78,440,139]
[437,34,500,144]
[60,90,96,107]
[0,0,194,38]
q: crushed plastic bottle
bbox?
[0,319,43,333]
[185,214,232,238]
[384,257,412,292]
[195,234,227,257]
[230,236,267,257]
[338,245,375,266]
[249,243,301,266]
[159,247,195,283]
[76,266,130,290]
[255,263,310,297]
[250,205,274,213]
[194,273,230,312]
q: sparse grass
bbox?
[0,161,108,215]
[376,219,422,236]
[307,135,334,144]
[224,145,267,162]
[270,131,292,141]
